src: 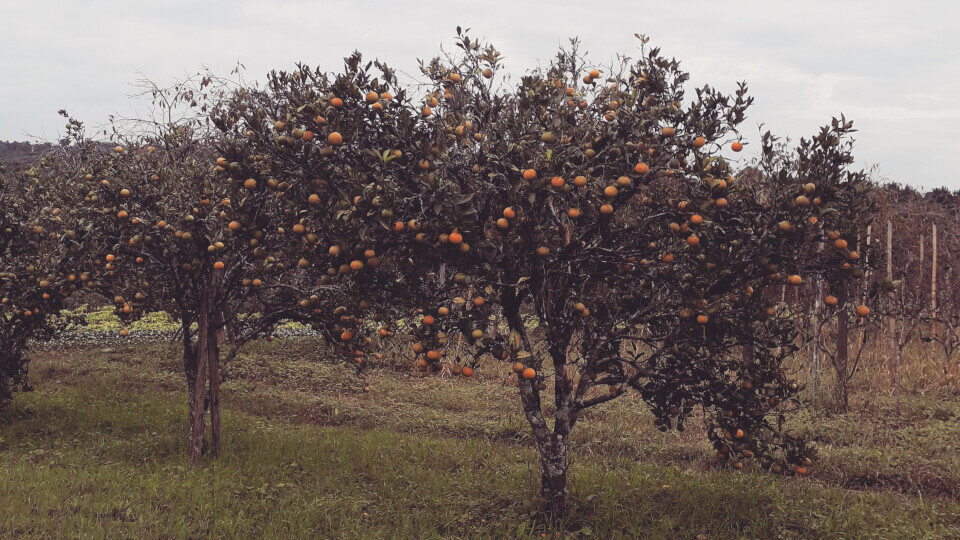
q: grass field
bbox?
[2,338,960,537]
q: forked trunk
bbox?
[518,367,572,521]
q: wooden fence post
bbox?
[861,225,872,348]
[887,219,899,386]
[932,223,938,340]
[811,277,822,397]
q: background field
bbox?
[2,314,960,537]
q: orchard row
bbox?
[0,32,874,518]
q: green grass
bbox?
[2,340,960,537]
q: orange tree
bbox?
[208,53,436,359]
[341,33,852,517]
[174,31,872,516]
[0,163,89,407]
[51,88,378,463]
[754,118,879,409]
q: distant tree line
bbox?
[0,141,54,168]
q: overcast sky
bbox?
[2,1,958,189]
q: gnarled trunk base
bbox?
[538,434,569,519]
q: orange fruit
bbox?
[214,261,225,270]
[523,169,537,180]
[856,305,870,317]
[502,207,516,219]
[328,132,343,145]
[522,367,537,380]
[825,295,838,306]
[461,365,474,377]
[634,162,650,174]
[731,141,743,152]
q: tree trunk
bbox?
[189,288,211,465]
[517,372,571,520]
[207,313,222,458]
[182,318,197,415]
[538,433,569,519]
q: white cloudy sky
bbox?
[2,1,958,189]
